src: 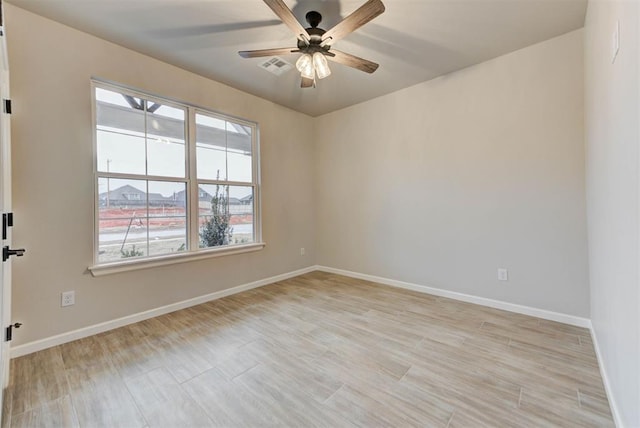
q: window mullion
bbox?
[144,101,151,257]
[187,107,200,251]
[225,121,229,181]
[97,172,188,183]
[145,180,150,257]
[252,128,261,243]
[194,179,253,187]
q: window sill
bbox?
[88,242,266,277]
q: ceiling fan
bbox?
[239,0,385,88]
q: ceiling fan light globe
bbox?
[296,54,313,74]
[300,68,315,80]
[313,52,331,79]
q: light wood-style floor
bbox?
[3,272,613,427]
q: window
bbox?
[92,81,260,268]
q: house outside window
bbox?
[92,81,261,266]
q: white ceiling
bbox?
[8,0,587,116]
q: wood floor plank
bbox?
[6,272,614,427]
[519,386,614,427]
[578,386,615,419]
[125,367,212,427]
[323,384,418,427]
[60,336,112,370]
[181,367,290,427]
[9,347,69,415]
[211,349,261,381]
[95,327,163,380]
[238,339,343,402]
[64,362,146,428]
[10,395,78,428]
[233,364,353,427]
[2,386,12,428]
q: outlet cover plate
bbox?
[61,291,75,307]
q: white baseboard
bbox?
[315,265,591,328]
[590,327,623,428]
[10,265,317,359]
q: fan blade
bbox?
[327,49,379,74]
[301,77,315,88]
[322,0,385,45]
[263,0,310,41]
[238,47,298,58]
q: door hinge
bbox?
[3,99,10,114]
[5,323,21,342]
[2,212,12,240]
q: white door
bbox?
[0,0,13,410]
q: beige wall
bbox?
[584,0,639,426]
[315,30,589,317]
[5,5,316,346]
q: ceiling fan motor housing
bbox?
[297,11,329,53]
[305,11,322,28]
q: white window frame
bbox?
[89,80,263,276]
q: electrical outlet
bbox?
[61,291,75,307]
[300,247,305,256]
[497,268,509,281]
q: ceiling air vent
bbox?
[258,57,293,76]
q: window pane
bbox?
[196,113,227,180]
[148,217,187,256]
[227,149,252,183]
[98,218,148,263]
[226,121,252,153]
[97,130,146,175]
[146,105,186,178]
[195,184,213,217]
[96,88,146,175]
[229,186,254,245]
[98,177,148,263]
[120,240,147,260]
[197,184,253,248]
[196,114,226,131]
[96,87,141,109]
[148,103,184,121]
[147,138,186,178]
[145,181,187,256]
[227,117,252,183]
[198,183,231,248]
[149,181,187,255]
[196,143,226,181]
[97,179,189,260]
[98,178,147,212]
[147,181,186,216]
